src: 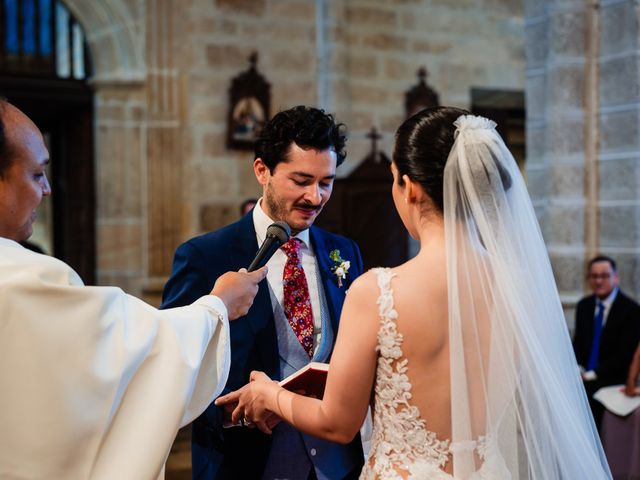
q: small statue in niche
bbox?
[231,96,265,143]
[227,52,271,150]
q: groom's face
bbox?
[254,142,336,234]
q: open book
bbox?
[593,385,640,416]
[278,362,329,399]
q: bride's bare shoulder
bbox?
[347,269,381,295]
[343,269,390,307]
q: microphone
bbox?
[248,221,291,272]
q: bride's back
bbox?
[362,106,611,480]
[386,238,452,446]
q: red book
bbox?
[278,362,329,399]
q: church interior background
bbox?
[1,0,636,477]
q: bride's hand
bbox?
[215,371,280,434]
[624,382,640,397]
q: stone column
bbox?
[94,87,147,295]
[525,0,592,328]
[143,0,185,304]
[597,0,640,294]
[68,0,148,296]
[525,0,640,328]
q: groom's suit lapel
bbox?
[310,227,344,333]
[230,213,279,376]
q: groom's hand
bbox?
[215,371,279,434]
[211,267,268,320]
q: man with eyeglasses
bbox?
[573,255,640,430]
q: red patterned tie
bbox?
[281,238,314,358]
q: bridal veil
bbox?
[443,115,611,478]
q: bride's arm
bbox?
[216,271,380,443]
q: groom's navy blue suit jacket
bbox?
[161,212,364,479]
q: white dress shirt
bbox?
[599,287,618,327]
[252,199,324,353]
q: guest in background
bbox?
[240,197,257,217]
[573,255,640,430]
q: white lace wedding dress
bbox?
[360,268,510,480]
[358,114,610,479]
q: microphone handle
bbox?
[247,236,281,272]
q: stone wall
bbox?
[525,0,640,330]
[334,0,525,163]
[70,0,525,303]
[179,0,525,241]
[598,0,640,298]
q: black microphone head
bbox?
[266,221,291,245]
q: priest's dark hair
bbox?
[254,105,347,172]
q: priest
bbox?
[0,99,267,479]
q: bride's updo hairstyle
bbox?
[393,106,469,213]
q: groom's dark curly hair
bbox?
[254,105,347,172]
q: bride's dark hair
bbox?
[393,106,469,213]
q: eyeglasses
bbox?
[588,273,613,280]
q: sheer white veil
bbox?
[444,115,611,479]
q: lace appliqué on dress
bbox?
[360,268,507,480]
[361,268,450,479]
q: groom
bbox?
[162,106,364,479]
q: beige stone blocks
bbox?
[345,6,398,28]
[549,9,587,58]
[200,204,238,232]
[206,45,252,69]
[348,55,379,78]
[600,109,639,153]
[215,0,266,16]
[599,157,640,202]
[600,55,640,107]
[411,40,452,55]
[548,252,585,298]
[525,0,640,308]
[600,1,638,56]
[268,49,314,72]
[97,223,144,273]
[269,0,315,20]
[360,33,407,51]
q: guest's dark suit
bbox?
[162,212,364,479]
[573,290,640,427]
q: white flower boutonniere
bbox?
[329,249,350,288]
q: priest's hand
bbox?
[211,267,268,320]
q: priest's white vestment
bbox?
[0,237,231,479]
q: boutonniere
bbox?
[329,249,350,288]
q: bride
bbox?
[216,107,612,479]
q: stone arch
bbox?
[64,0,145,82]
[55,0,183,303]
